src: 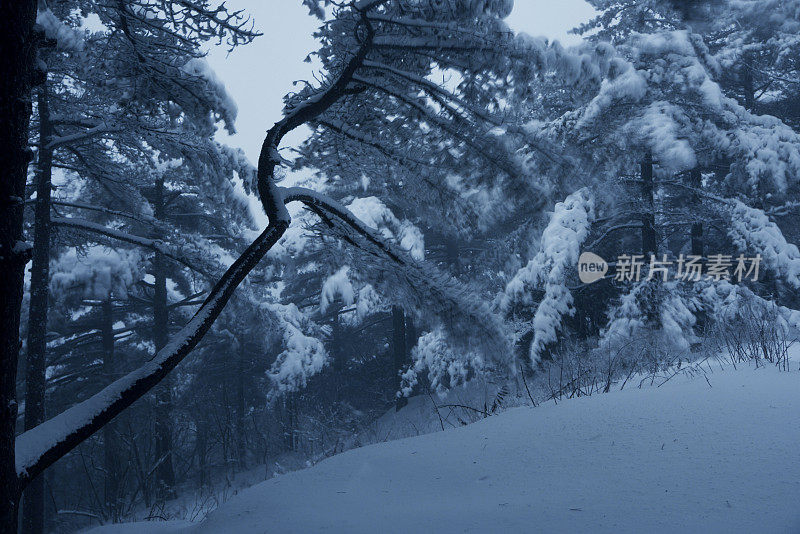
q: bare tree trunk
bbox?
[21,78,52,534]
[689,167,704,257]
[152,176,175,501]
[741,54,756,112]
[235,337,246,470]
[392,306,408,411]
[330,313,346,405]
[195,419,207,488]
[640,154,657,257]
[101,298,119,522]
[445,236,460,275]
[282,394,297,452]
[0,2,39,530]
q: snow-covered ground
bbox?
[88,363,800,533]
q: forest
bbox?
[1,0,799,532]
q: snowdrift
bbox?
[89,364,800,533]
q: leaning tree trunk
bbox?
[22,78,53,534]
[392,306,408,411]
[151,176,176,501]
[101,298,120,522]
[11,22,374,531]
[640,153,657,257]
[0,1,38,531]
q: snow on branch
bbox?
[282,186,509,357]
[50,246,144,300]
[320,266,355,312]
[15,222,289,483]
[51,217,207,276]
[265,301,327,393]
[502,189,595,363]
[46,123,123,150]
[728,200,800,289]
[698,279,800,332]
[402,327,484,397]
[182,58,238,133]
[36,9,85,52]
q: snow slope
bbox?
[90,364,800,533]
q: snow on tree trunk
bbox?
[15,220,289,487]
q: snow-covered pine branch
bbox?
[502,188,595,363]
[727,200,800,289]
[50,217,208,277]
[282,188,508,381]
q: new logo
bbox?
[578,252,608,284]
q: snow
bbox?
[355,284,382,318]
[16,224,288,478]
[345,196,425,261]
[628,102,697,172]
[37,9,85,52]
[50,246,144,300]
[86,521,191,534]
[181,58,239,134]
[728,200,800,288]
[98,364,800,533]
[320,266,355,312]
[502,188,595,363]
[403,327,484,396]
[577,60,646,127]
[266,301,328,393]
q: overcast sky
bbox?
[208,1,596,166]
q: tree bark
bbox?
[22,78,53,534]
[152,176,175,501]
[741,54,756,112]
[689,167,704,257]
[392,306,408,411]
[0,1,39,530]
[640,154,657,257]
[234,336,246,470]
[101,298,119,522]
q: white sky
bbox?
[208,1,596,166]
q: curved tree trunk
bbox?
[12,19,376,533]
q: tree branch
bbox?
[51,217,208,277]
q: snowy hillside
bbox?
[89,364,800,533]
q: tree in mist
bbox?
[3,2,562,532]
